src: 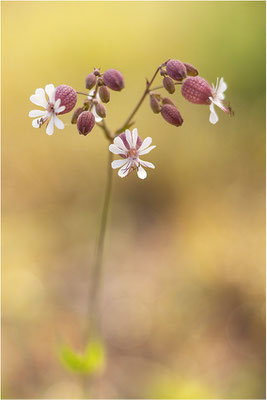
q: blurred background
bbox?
[2,1,266,399]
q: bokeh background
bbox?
[2,1,266,399]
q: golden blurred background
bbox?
[2,1,266,398]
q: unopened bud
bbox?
[163,76,175,94]
[93,68,100,76]
[162,97,175,106]
[103,69,125,91]
[181,77,213,104]
[71,107,84,124]
[55,85,77,114]
[77,111,95,135]
[85,73,97,90]
[99,86,110,103]
[184,62,198,77]
[150,95,161,114]
[95,103,106,118]
[161,104,183,127]
[166,59,187,81]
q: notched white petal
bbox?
[140,160,155,169]
[138,145,156,156]
[137,165,147,179]
[132,128,138,147]
[45,84,55,102]
[138,137,152,152]
[118,162,130,178]
[54,116,64,130]
[32,118,40,128]
[125,129,133,148]
[218,78,227,94]
[46,118,54,135]
[114,136,128,152]
[56,105,65,114]
[29,110,46,118]
[111,159,128,169]
[209,103,218,124]
[109,144,126,154]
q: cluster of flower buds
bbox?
[148,59,198,127]
[72,68,125,136]
[149,59,231,126]
[149,92,183,127]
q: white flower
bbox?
[88,90,102,123]
[29,84,65,135]
[109,128,156,179]
[209,77,230,124]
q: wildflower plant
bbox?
[29,59,232,384]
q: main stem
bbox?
[84,65,163,337]
[88,149,113,337]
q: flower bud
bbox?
[181,77,213,105]
[99,86,110,103]
[103,69,125,91]
[55,85,77,114]
[77,111,95,135]
[150,95,161,114]
[166,59,187,81]
[163,76,175,94]
[71,107,84,124]
[85,73,97,90]
[93,68,100,76]
[184,62,198,77]
[95,103,106,118]
[161,104,183,127]
[162,97,175,106]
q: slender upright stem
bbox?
[88,149,113,338]
[115,66,161,135]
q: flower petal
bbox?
[137,165,147,179]
[125,129,133,148]
[30,88,47,108]
[217,78,227,95]
[29,110,47,118]
[114,136,128,152]
[54,98,61,109]
[111,159,128,169]
[54,115,64,129]
[56,105,65,114]
[140,160,155,169]
[45,84,55,103]
[209,103,219,124]
[32,118,41,128]
[92,106,102,123]
[212,98,229,114]
[132,128,138,147]
[118,161,131,178]
[138,137,152,152]
[109,144,126,155]
[46,118,54,135]
[138,145,156,156]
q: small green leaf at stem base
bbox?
[59,339,105,375]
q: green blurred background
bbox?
[2,1,266,398]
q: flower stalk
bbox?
[88,149,114,339]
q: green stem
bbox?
[115,66,161,135]
[89,149,114,337]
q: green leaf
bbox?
[59,339,105,375]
